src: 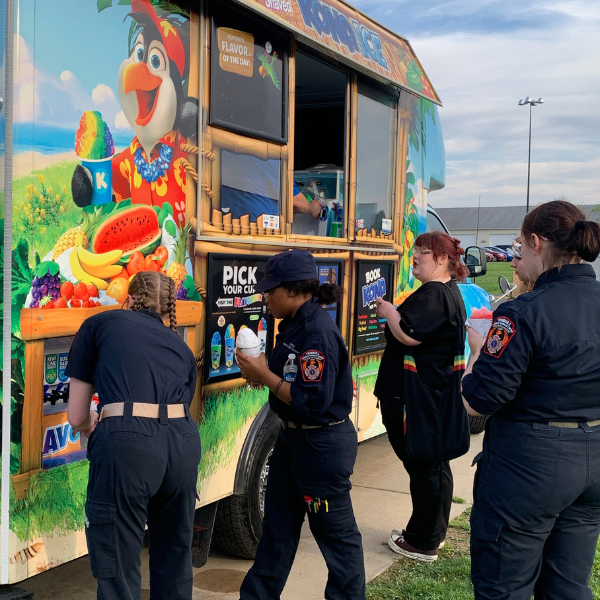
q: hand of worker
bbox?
[83,410,99,437]
[237,351,269,385]
[376,297,396,321]
[308,198,322,219]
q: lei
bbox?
[134,143,173,183]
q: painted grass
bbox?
[197,385,269,483]
[12,161,80,259]
[368,508,600,600]
[352,357,381,394]
[6,460,89,541]
[475,262,514,296]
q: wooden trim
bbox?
[186,9,200,225]
[21,340,44,473]
[288,40,296,228]
[396,93,412,247]
[348,74,358,242]
[200,9,212,229]
[11,470,41,500]
[20,302,203,341]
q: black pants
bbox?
[380,398,453,551]
[471,417,600,600]
[240,419,366,600]
[85,412,201,600]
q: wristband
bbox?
[274,378,285,398]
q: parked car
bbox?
[484,250,495,262]
[485,246,507,261]
[495,244,515,260]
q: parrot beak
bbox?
[123,62,162,127]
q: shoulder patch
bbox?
[300,349,325,382]
[483,316,516,358]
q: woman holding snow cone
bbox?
[67,271,200,600]
[236,249,366,600]
[375,230,469,562]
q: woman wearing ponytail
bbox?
[463,200,600,599]
[374,230,469,562]
[66,271,200,600]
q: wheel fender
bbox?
[233,403,278,495]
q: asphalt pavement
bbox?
[18,433,483,600]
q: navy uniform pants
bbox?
[471,417,600,600]
[240,419,366,600]
[85,410,201,600]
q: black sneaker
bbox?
[388,532,438,562]
[390,528,445,549]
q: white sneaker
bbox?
[390,528,445,549]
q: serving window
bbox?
[210,8,288,143]
[354,82,397,238]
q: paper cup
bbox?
[236,344,262,359]
[211,344,222,370]
[81,156,113,205]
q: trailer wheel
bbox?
[469,414,488,434]
[212,408,280,559]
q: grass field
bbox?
[366,508,600,600]
[474,261,514,295]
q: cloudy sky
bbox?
[354,0,600,208]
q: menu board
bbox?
[354,260,393,354]
[316,260,343,328]
[211,9,287,143]
[205,254,274,383]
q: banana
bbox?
[69,249,109,290]
[82,263,124,279]
[77,247,123,270]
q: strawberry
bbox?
[55,297,68,309]
[61,281,74,300]
[40,297,55,309]
[70,298,81,308]
[87,284,99,298]
[82,300,90,308]
[74,282,88,299]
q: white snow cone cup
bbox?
[236,328,262,360]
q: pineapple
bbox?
[167,223,190,290]
[52,208,103,259]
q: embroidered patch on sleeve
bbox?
[483,316,516,358]
[300,350,326,382]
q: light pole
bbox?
[518,97,544,213]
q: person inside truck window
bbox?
[374,230,469,562]
[236,249,366,600]
[66,271,200,600]
[220,152,320,222]
[463,200,600,600]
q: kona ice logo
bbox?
[362,268,386,307]
[298,0,390,72]
[43,423,80,456]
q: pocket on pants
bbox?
[85,499,119,579]
[471,507,503,583]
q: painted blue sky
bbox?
[355,0,600,208]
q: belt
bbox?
[548,419,600,429]
[99,402,186,421]
[281,419,346,430]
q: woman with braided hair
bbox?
[66,271,200,600]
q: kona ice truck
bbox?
[0,0,489,585]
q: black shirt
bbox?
[374,280,466,401]
[268,298,353,425]
[463,264,600,421]
[65,309,197,408]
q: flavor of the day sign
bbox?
[354,261,393,354]
[236,0,440,104]
[205,255,275,382]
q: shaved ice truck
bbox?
[0,0,488,587]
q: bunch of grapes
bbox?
[176,279,189,301]
[31,263,61,308]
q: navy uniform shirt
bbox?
[65,309,197,408]
[463,264,600,421]
[268,298,353,425]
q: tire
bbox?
[212,408,281,559]
[469,413,488,434]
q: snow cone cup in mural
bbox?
[258,318,267,353]
[75,110,116,205]
[225,324,236,368]
[81,157,114,205]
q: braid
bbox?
[131,274,149,312]
[167,276,177,331]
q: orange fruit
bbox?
[106,278,129,304]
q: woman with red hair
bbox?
[375,230,469,562]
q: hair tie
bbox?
[575,220,585,228]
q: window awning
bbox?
[231,0,441,105]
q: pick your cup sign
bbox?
[222,265,258,295]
